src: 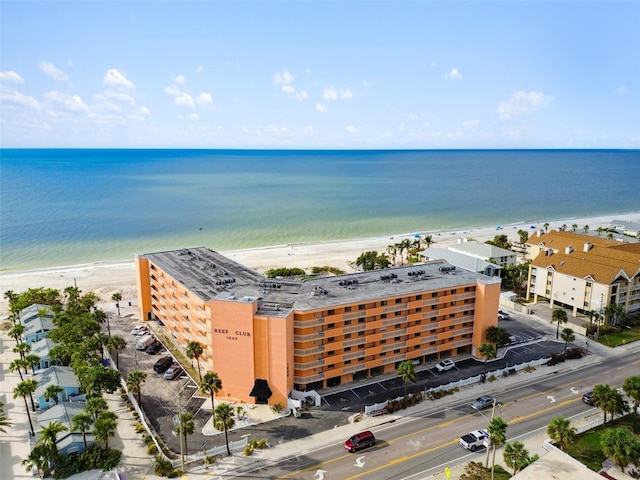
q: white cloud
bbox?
[105,91,135,106]
[296,90,308,101]
[274,69,294,85]
[0,70,25,84]
[430,61,437,67]
[196,66,204,73]
[316,103,327,113]
[345,125,357,134]
[103,68,135,90]
[498,90,553,120]
[0,89,40,108]
[281,85,295,94]
[38,61,68,82]
[196,92,213,105]
[444,68,462,80]
[614,84,627,95]
[175,92,195,108]
[322,87,338,101]
[322,86,354,100]
[462,119,479,127]
[164,85,182,96]
[138,106,151,116]
[174,74,186,84]
[44,90,90,112]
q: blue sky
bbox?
[1,1,638,149]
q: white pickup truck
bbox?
[459,429,489,451]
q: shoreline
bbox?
[1,212,639,316]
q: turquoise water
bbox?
[1,149,639,270]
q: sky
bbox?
[1,1,639,149]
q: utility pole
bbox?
[178,394,185,472]
[485,398,497,467]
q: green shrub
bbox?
[206,455,216,465]
[244,445,254,456]
[147,444,158,455]
[271,402,283,414]
[154,458,174,476]
[134,421,145,433]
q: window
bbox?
[359,304,366,310]
[450,289,457,294]
[345,346,351,351]
[328,337,335,343]
[345,333,352,339]
[327,323,335,329]
[395,298,402,304]
[345,306,352,312]
[344,320,352,326]
[328,309,335,315]
[381,339,387,344]
[358,344,365,349]
[328,350,335,355]
[328,364,335,369]
[414,332,421,337]
[345,360,351,365]
[449,313,455,318]
[381,300,388,306]
[380,352,386,356]
[381,313,387,319]
[586,281,592,288]
[358,357,365,362]
[394,349,401,353]
[432,292,438,298]
[431,305,438,310]
[394,336,401,341]
[416,294,423,300]
[395,311,401,316]
[416,307,422,312]
[358,317,365,323]
[358,331,365,336]
[450,301,456,306]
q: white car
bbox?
[131,324,148,335]
[435,359,455,372]
[498,310,510,320]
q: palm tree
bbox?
[186,341,204,383]
[486,326,509,346]
[111,292,123,316]
[543,222,549,232]
[8,322,25,343]
[71,412,94,451]
[487,416,508,478]
[25,354,41,374]
[592,384,628,425]
[106,335,127,369]
[424,234,434,248]
[386,244,398,265]
[399,238,412,265]
[37,420,68,461]
[547,417,576,451]
[396,360,417,397]
[14,380,37,436]
[517,229,529,244]
[126,370,147,408]
[571,223,578,232]
[479,343,496,375]
[0,402,11,434]
[85,395,108,420]
[9,358,28,381]
[600,427,640,473]
[202,372,223,411]
[560,328,575,355]
[583,225,589,233]
[503,440,530,475]
[622,375,640,433]
[13,341,31,360]
[94,410,118,450]
[551,308,568,340]
[44,384,65,406]
[561,224,567,232]
[213,403,236,456]
[22,444,52,478]
[173,411,195,460]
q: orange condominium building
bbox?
[136,247,501,406]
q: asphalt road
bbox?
[239,349,638,480]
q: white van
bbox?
[136,334,155,350]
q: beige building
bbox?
[136,247,501,406]
[525,230,640,317]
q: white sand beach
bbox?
[1,212,638,317]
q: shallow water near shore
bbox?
[1,148,639,270]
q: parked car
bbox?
[582,391,594,405]
[136,334,155,350]
[134,328,150,338]
[164,366,183,380]
[146,341,163,355]
[471,396,497,410]
[344,431,376,453]
[153,356,173,373]
[131,324,148,335]
[435,359,455,372]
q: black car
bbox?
[582,391,594,405]
[153,356,173,373]
[146,341,163,355]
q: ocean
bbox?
[1,149,639,271]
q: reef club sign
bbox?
[214,328,251,341]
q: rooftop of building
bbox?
[140,247,501,316]
[526,230,640,283]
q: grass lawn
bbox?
[564,415,640,472]
[596,325,640,347]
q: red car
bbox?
[344,431,376,453]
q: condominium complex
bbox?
[525,231,640,316]
[136,247,501,405]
